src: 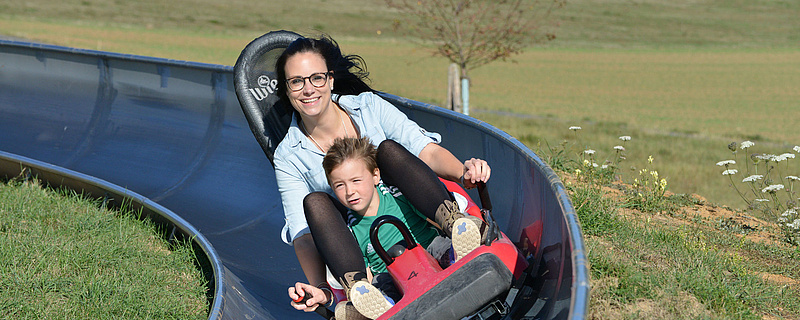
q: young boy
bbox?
[322,137,484,319]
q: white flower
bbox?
[774,153,795,162]
[786,176,800,181]
[742,175,763,182]
[592,163,599,168]
[794,146,800,153]
[783,208,797,216]
[716,160,735,166]
[722,169,738,175]
[762,184,785,193]
[754,198,770,202]
[584,149,596,155]
[787,219,800,230]
[614,145,625,151]
[569,126,581,131]
[740,141,754,149]
[756,154,776,161]
[601,164,609,169]
[619,136,631,141]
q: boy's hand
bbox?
[288,282,330,312]
[462,158,491,189]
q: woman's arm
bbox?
[418,142,491,189]
[359,93,491,187]
[288,234,333,311]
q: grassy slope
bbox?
[0,179,207,319]
[2,1,800,318]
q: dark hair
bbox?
[275,35,373,105]
[323,137,378,184]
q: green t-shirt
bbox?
[347,183,440,274]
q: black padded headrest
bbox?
[234,30,302,165]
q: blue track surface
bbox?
[0,40,589,319]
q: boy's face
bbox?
[328,158,381,216]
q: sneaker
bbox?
[451,216,484,261]
[334,301,370,320]
[349,280,394,319]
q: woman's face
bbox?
[283,51,334,119]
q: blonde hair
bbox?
[323,137,378,184]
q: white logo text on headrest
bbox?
[249,75,278,101]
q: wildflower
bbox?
[593,163,599,168]
[716,160,735,166]
[601,164,609,169]
[614,145,625,151]
[794,146,800,153]
[728,142,738,151]
[740,141,754,149]
[569,126,581,131]
[648,155,654,164]
[619,136,631,141]
[575,169,582,176]
[788,219,800,230]
[754,199,770,202]
[784,208,797,216]
[762,184,785,193]
[722,169,737,175]
[787,176,800,181]
[756,154,776,161]
[584,149,596,155]
[774,153,795,162]
[583,159,591,166]
[742,175,763,182]
[660,179,667,189]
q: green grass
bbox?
[4,1,798,209]
[3,1,800,318]
[572,180,800,319]
[0,178,208,319]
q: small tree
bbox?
[386,0,565,112]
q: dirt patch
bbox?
[589,286,712,320]
[598,180,784,247]
[758,272,797,287]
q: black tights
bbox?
[303,140,452,284]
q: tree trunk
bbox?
[447,63,462,113]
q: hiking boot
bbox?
[349,280,394,319]
[434,199,463,238]
[334,301,370,320]
[434,200,489,260]
[451,216,485,261]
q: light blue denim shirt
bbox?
[274,91,441,245]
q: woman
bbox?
[272,35,491,317]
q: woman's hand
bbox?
[462,158,491,189]
[288,282,331,312]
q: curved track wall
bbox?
[0,40,588,319]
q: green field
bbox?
[3,0,799,208]
[3,1,800,318]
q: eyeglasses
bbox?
[286,72,331,92]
